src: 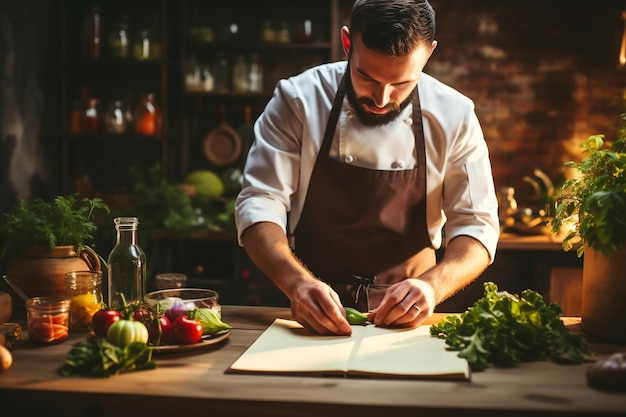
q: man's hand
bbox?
[367,279,436,327]
[290,280,353,336]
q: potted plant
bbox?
[0,194,109,315]
[551,113,626,344]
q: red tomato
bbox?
[91,309,122,338]
[133,306,152,324]
[149,314,173,345]
[172,315,203,344]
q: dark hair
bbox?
[349,0,436,56]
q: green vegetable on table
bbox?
[345,307,369,325]
[58,337,155,378]
[190,308,232,335]
[430,282,593,371]
[106,319,149,347]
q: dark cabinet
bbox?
[177,0,351,179]
[60,0,181,201]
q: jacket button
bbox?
[345,154,354,163]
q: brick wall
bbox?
[428,0,626,207]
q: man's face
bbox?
[343,29,436,126]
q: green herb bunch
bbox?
[0,194,109,266]
[430,282,592,371]
[58,337,155,378]
[551,113,626,257]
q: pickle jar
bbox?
[26,297,70,344]
[65,271,104,332]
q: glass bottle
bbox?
[232,54,248,93]
[104,100,127,134]
[133,29,152,60]
[108,15,129,59]
[134,93,161,136]
[65,271,103,332]
[248,54,263,93]
[82,98,100,133]
[82,6,101,60]
[497,186,518,231]
[213,55,230,92]
[107,217,146,310]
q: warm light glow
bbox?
[619,11,626,67]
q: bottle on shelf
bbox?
[104,100,127,134]
[261,20,276,42]
[133,29,161,60]
[82,98,100,133]
[232,54,249,93]
[134,93,161,136]
[248,54,263,93]
[108,15,129,59]
[82,6,101,60]
[213,55,230,92]
[277,21,290,43]
[107,217,146,310]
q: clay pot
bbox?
[5,245,101,318]
[581,245,626,345]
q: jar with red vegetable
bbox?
[26,297,70,344]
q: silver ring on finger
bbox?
[411,304,421,315]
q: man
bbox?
[235,0,500,336]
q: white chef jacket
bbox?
[235,61,500,262]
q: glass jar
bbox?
[277,21,290,43]
[133,93,161,136]
[261,20,276,42]
[65,271,103,332]
[104,100,127,134]
[26,297,70,344]
[107,217,146,310]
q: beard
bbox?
[345,65,415,127]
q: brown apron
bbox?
[292,73,436,311]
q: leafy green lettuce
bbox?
[430,282,593,371]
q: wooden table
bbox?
[1,306,625,417]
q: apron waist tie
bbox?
[343,269,390,309]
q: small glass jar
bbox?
[27,297,70,344]
[65,271,104,332]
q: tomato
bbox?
[172,315,203,345]
[91,309,122,338]
[148,314,173,345]
[106,319,149,347]
[132,305,153,327]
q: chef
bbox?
[235,0,500,335]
